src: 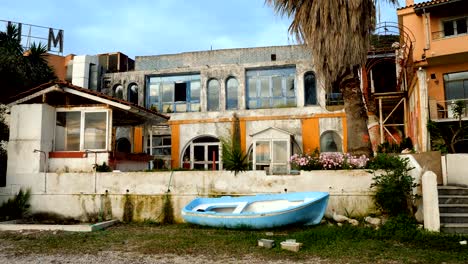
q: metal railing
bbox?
[435,99,468,120]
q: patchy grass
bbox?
[1,223,468,263]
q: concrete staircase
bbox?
[438,186,468,234]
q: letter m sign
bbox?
[48,28,64,53]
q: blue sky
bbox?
[2,0,412,58]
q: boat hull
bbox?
[181,192,329,229]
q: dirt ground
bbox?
[0,241,329,264]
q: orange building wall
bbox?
[46,54,74,81]
[426,62,468,103]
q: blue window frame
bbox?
[146,74,200,113]
[246,67,296,109]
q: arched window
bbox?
[304,72,317,105]
[320,131,342,152]
[181,136,221,170]
[207,79,220,111]
[113,84,123,99]
[128,83,138,105]
[226,77,238,110]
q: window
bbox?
[252,139,290,174]
[55,110,109,151]
[444,71,468,100]
[128,83,138,105]
[207,79,220,111]
[443,17,468,37]
[304,71,317,105]
[320,131,342,152]
[246,67,296,109]
[226,77,238,110]
[147,74,200,113]
[181,136,221,170]
[113,84,123,99]
[147,135,171,156]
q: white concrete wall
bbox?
[1,170,377,222]
[7,104,55,177]
[48,153,109,173]
[72,55,99,89]
[445,154,468,186]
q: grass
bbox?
[1,223,468,263]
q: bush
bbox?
[290,151,369,170]
[94,162,112,172]
[0,188,31,221]
[369,154,418,216]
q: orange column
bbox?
[171,124,180,168]
[342,117,348,152]
[301,118,320,153]
[133,127,143,153]
[240,119,247,153]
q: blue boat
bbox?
[181,192,329,229]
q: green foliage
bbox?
[377,137,413,153]
[0,188,31,220]
[428,100,468,153]
[368,154,418,216]
[0,24,56,103]
[93,162,112,172]
[222,114,249,175]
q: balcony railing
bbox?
[432,99,468,120]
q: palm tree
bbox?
[267,0,397,157]
[0,24,55,103]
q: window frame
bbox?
[54,107,110,152]
[147,135,171,156]
[442,16,468,38]
[226,77,239,110]
[146,74,201,113]
[246,67,297,109]
[207,78,220,111]
[181,136,222,170]
[252,138,291,174]
[304,71,317,105]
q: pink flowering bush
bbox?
[290,152,369,170]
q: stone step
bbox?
[440,223,468,234]
[439,204,468,214]
[440,213,468,224]
[438,186,468,196]
[439,195,468,204]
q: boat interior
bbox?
[192,199,310,214]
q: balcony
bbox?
[430,99,468,121]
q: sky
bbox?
[2,0,416,59]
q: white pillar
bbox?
[422,171,440,232]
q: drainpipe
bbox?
[86,150,98,193]
[33,149,47,193]
[423,9,431,52]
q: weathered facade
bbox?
[102,45,348,172]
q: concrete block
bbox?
[257,239,275,249]
[280,240,302,252]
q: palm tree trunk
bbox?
[339,69,373,157]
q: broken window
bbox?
[246,67,296,109]
[147,135,171,156]
[320,131,342,152]
[128,83,139,105]
[113,84,123,99]
[304,71,317,105]
[226,77,238,110]
[207,79,220,111]
[147,74,200,113]
[55,109,109,151]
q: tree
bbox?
[0,24,56,103]
[266,0,397,157]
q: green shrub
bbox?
[0,188,31,221]
[94,162,112,172]
[368,154,418,216]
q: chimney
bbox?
[406,0,414,6]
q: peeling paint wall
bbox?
[2,170,379,222]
